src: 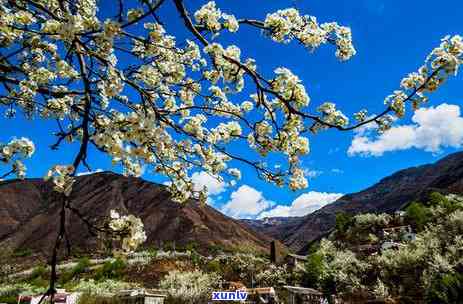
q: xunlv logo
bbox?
[211,290,248,301]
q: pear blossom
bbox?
[44,165,75,196]
[109,210,147,253]
[0,137,35,179]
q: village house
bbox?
[118,289,167,304]
[381,225,416,242]
[18,289,80,304]
[286,254,308,271]
[246,287,279,304]
[284,286,326,304]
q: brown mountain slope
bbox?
[0,172,272,256]
[241,217,303,242]
[283,151,463,253]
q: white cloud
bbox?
[257,205,291,218]
[258,191,343,218]
[348,104,463,156]
[191,171,226,195]
[221,185,273,219]
[331,168,344,174]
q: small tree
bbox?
[304,252,325,288]
[405,201,429,231]
[335,212,353,235]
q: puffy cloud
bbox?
[191,171,226,195]
[221,185,273,219]
[257,205,291,218]
[258,191,343,218]
[331,168,344,174]
[348,104,463,156]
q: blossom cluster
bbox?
[109,210,147,253]
[72,279,136,295]
[159,270,221,303]
[254,264,289,287]
[194,1,239,33]
[0,137,35,179]
[385,35,463,120]
[0,283,46,297]
[44,165,75,196]
[0,1,461,207]
[264,8,356,61]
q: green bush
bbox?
[335,212,353,235]
[76,294,122,304]
[185,241,199,252]
[0,294,18,304]
[427,272,463,304]
[30,265,47,280]
[72,257,91,276]
[205,260,221,273]
[304,252,325,288]
[427,192,449,207]
[95,258,126,281]
[148,246,158,258]
[190,250,201,267]
[13,248,32,258]
[207,244,225,255]
[59,257,91,284]
[405,201,429,231]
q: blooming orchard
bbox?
[0,0,462,264]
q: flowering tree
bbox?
[0,0,462,298]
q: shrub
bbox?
[13,248,32,258]
[426,272,463,304]
[60,257,92,284]
[0,283,46,298]
[185,241,199,252]
[335,212,353,235]
[428,192,449,207]
[304,252,325,288]
[255,264,289,287]
[30,265,47,280]
[72,279,134,295]
[72,257,91,276]
[205,260,221,273]
[159,270,221,304]
[95,258,126,281]
[77,294,122,304]
[405,201,429,231]
[0,294,17,304]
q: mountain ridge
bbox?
[0,172,274,257]
[241,151,463,253]
[286,151,463,253]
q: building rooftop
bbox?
[287,254,308,261]
[283,286,323,296]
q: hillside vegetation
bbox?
[304,192,463,303]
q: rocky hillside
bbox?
[241,217,303,241]
[285,151,463,253]
[0,172,272,257]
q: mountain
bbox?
[284,151,463,253]
[241,217,303,241]
[0,172,272,257]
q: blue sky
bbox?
[1,0,463,219]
